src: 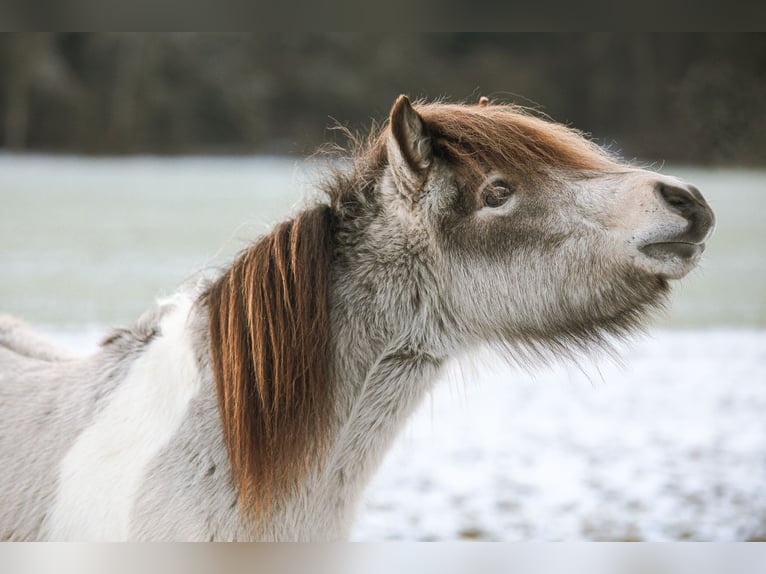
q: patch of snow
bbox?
[352,330,766,541]
[39,327,766,540]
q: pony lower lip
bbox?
[640,242,704,259]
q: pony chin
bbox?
[635,242,706,280]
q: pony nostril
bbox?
[655,181,715,242]
[658,183,696,213]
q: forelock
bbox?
[321,99,621,211]
[417,102,620,185]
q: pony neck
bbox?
[309,216,447,536]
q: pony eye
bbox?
[481,180,514,208]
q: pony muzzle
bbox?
[634,179,715,280]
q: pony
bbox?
[0,96,715,541]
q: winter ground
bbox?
[45,327,766,541]
[351,330,766,541]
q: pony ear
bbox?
[388,95,432,176]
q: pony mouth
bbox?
[639,241,705,261]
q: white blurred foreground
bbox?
[45,328,766,541]
[354,330,766,541]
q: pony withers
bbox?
[0,96,715,541]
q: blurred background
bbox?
[2,33,766,163]
[1,33,765,541]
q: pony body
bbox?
[0,97,715,540]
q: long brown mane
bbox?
[203,205,335,518]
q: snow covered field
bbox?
[353,331,766,541]
[42,328,766,541]
[2,156,765,540]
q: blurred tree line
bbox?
[1,33,764,165]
